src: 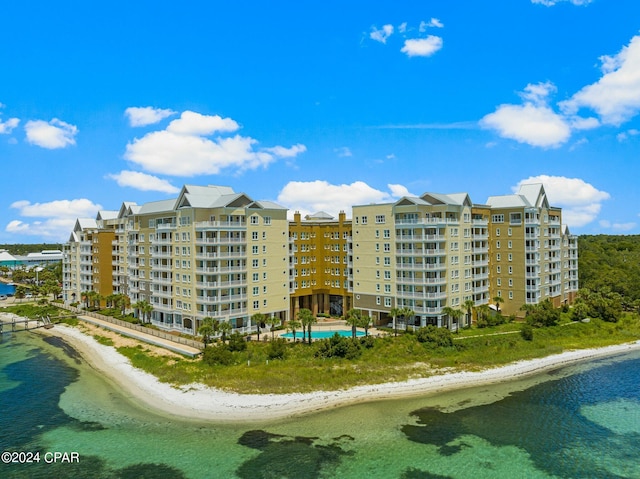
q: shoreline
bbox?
[39,324,640,423]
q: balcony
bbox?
[195,237,247,246]
[195,220,246,230]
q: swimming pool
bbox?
[281,329,365,339]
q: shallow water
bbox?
[1,331,639,479]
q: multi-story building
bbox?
[485,183,578,316]
[351,193,490,328]
[288,211,353,319]
[63,182,577,334]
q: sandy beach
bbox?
[39,323,640,423]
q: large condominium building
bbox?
[486,184,579,316]
[351,192,490,328]
[64,185,290,335]
[63,182,578,334]
[288,211,353,319]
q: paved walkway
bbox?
[76,314,202,357]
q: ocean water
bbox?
[0,283,16,296]
[1,331,639,479]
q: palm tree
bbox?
[389,307,402,337]
[463,299,475,328]
[520,303,535,317]
[251,312,266,340]
[14,285,26,302]
[442,306,455,330]
[450,309,464,333]
[345,308,362,339]
[493,295,504,314]
[287,319,301,341]
[116,294,131,316]
[218,321,232,343]
[297,308,315,344]
[358,314,372,337]
[400,307,415,332]
[198,317,216,348]
[265,315,280,340]
[477,304,491,325]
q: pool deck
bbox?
[252,319,385,342]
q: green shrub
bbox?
[267,338,287,360]
[360,335,376,349]
[521,324,534,341]
[202,344,234,366]
[228,332,247,352]
[315,333,361,359]
[416,326,453,347]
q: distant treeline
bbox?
[0,243,63,256]
[579,235,640,303]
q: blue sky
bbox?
[1,0,639,243]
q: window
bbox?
[384,257,391,266]
[492,214,504,223]
[376,257,380,265]
[376,284,380,292]
[252,287,259,295]
[496,241,501,249]
[252,231,258,240]
[508,228,512,236]
[375,230,380,238]
[508,253,512,262]
[250,216,259,225]
[376,296,381,305]
[361,216,368,225]
[497,278,501,286]
[252,259,259,268]
[508,240,512,249]
[509,279,513,287]
[508,266,513,274]
[252,245,258,254]
[383,229,390,238]
[384,297,392,307]
[264,217,271,225]
[253,301,259,309]
[497,266,501,273]
[376,243,380,252]
[384,271,391,279]
[496,253,501,261]
[510,213,522,225]
[384,243,390,252]
[375,215,386,224]
[384,284,391,293]
[252,273,259,281]
[509,291,513,299]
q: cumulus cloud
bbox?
[24,118,78,149]
[560,35,640,126]
[531,0,593,5]
[277,181,409,218]
[419,18,444,31]
[481,82,571,148]
[125,106,176,127]
[124,110,306,176]
[370,24,394,44]
[0,117,19,134]
[7,198,103,240]
[617,129,640,142]
[107,170,179,194]
[401,36,443,57]
[514,175,610,227]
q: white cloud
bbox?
[277,181,409,218]
[388,184,415,197]
[107,170,179,194]
[262,144,307,158]
[617,129,640,142]
[514,175,610,227]
[125,106,176,127]
[166,110,239,135]
[7,198,103,241]
[398,22,407,34]
[599,220,636,231]
[560,35,640,126]
[419,18,444,31]
[24,118,78,149]
[10,198,102,218]
[334,147,352,157]
[0,117,19,134]
[531,0,593,5]
[481,103,570,148]
[370,24,394,44]
[124,110,306,176]
[401,36,443,57]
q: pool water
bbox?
[281,329,365,339]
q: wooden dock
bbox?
[0,314,53,334]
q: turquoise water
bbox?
[1,331,640,478]
[281,329,365,339]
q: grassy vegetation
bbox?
[114,314,640,394]
[93,335,115,346]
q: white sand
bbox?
[43,324,640,423]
